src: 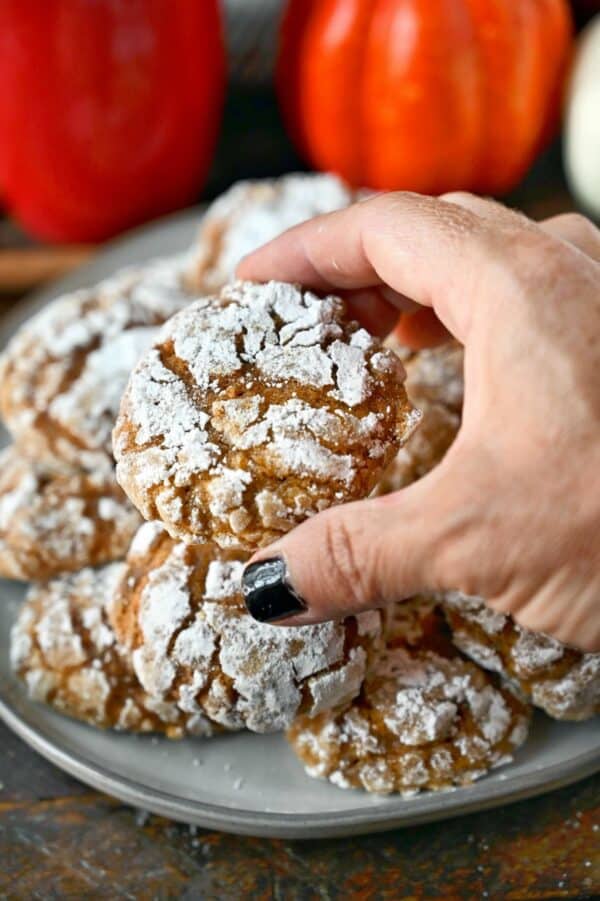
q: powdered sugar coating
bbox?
[0,446,141,581]
[114,280,417,549]
[372,339,464,495]
[185,173,358,293]
[110,523,382,733]
[287,643,530,796]
[374,401,460,495]
[404,342,465,413]
[10,565,213,737]
[0,255,195,472]
[442,592,600,721]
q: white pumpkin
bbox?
[565,14,600,218]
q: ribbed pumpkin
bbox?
[277,0,573,194]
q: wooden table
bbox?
[0,91,598,899]
[0,718,598,899]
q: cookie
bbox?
[442,592,600,721]
[10,565,214,737]
[0,446,141,581]
[373,340,463,495]
[185,173,357,293]
[0,255,194,473]
[404,341,465,413]
[109,522,383,733]
[114,280,418,549]
[287,600,531,795]
[382,595,446,648]
[374,401,460,494]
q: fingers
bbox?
[443,195,600,263]
[237,191,518,343]
[241,462,472,625]
[539,212,600,263]
[439,192,530,228]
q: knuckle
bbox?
[553,211,597,237]
[439,190,478,204]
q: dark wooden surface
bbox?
[0,716,598,899]
[1,90,599,900]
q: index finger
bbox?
[236,191,511,343]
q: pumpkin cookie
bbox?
[382,595,447,648]
[0,446,141,581]
[287,599,530,795]
[109,522,382,733]
[404,341,465,413]
[373,340,463,495]
[442,592,600,721]
[11,564,214,737]
[114,280,418,549]
[0,255,194,473]
[374,401,460,494]
[185,173,357,293]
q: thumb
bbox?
[241,460,470,625]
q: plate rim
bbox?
[1,210,599,840]
[1,691,599,839]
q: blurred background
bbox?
[0,0,599,295]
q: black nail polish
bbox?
[242,557,306,623]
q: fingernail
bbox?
[242,557,306,623]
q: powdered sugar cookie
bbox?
[0,255,194,473]
[114,280,418,549]
[382,595,446,648]
[287,642,531,795]
[373,339,463,495]
[404,341,465,413]
[374,401,460,495]
[109,522,382,733]
[442,592,600,721]
[11,565,214,737]
[185,173,358,293]
[0,446,141,581]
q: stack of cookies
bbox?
[3,174,598,797]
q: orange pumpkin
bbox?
[277,0,574,194]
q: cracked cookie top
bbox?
[109,522,382,733]
[373,401,460,495]
[0,255,194,472]
[288,598,530,795]
[185,173,357,293]
[442,592,600,721]
[11,564,214,737]
[113,280,418,549]
[0,446,141,581]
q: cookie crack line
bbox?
[114,279,415,549]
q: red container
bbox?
[0,1,226,241]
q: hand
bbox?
[237,193,600,652]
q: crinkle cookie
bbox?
[0,255,194,473]
[382,595,447,649]
[404,341,465,413]
[374,401,460,495]
[0,446,141,581]
[10,565,214,737]
[287,640,531,796]
[442,592,600,721]
[185,173,357,293]
[109,522,383,733]
[114,280,418,549]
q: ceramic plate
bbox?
[0,212,598,839]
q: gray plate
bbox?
[0,212,599,839]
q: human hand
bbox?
[237,193,600,652]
